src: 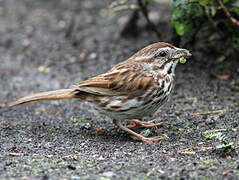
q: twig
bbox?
[137,0,162,38]
[205,129,227,133]
[178,146,213,154]
[180,151,196,155]
[120,10,140,37]
[108,0,131,9]
[104,146,113,151]
[9,152,22,156]
[188,109,227,116]
[65,15,75,38]
[171,28,181,46]
[217,0,239,26]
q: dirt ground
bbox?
[0,0,238,179]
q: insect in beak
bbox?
[173,48,192,63]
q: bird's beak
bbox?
[172,47,192,59]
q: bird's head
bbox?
[131,42,192,75]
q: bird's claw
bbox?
[132,135,166,144]
[126,119,166,129]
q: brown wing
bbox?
[70,63,154,96]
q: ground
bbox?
[0,0,238,179]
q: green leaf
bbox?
[229,6,239,14]
[143,0,150,7]
[205,6,210,16]
[173,21,194,35]
[199,0,209,6]
[205,132,223,139]
[210,6,217,17]
[216,144,226,149]
[227,142,235,148]
[169,0,239,57]
[109,0,132,8]
[205,134,213,139]
[223,0,230,3]
[111,4,139,12]
[140,129,151,137]
[170,0,203,35]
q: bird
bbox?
[9,42,191,144]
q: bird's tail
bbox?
[8,89,78,107]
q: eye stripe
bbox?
[135,47,171,61]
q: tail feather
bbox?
[9,89,78,107]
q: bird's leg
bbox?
[125,119,166,129]
[113,119,165,144]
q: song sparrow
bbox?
[9,42,191,144]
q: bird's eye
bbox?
[159,51,167,57]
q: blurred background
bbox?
[0,0,238,179]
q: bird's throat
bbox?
[159,60,178,77]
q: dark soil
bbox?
[0,0,238,179]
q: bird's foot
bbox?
[125,119,166,129]
[113,119,166,144]
[132,135,166,144]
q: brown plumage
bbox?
[9,42,191,144]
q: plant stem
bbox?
[217,0,239,26]
[137,0,162,38]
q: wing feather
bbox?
[70,64,154,96]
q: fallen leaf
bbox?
[3,124,11,129]
[214,74,229,80]
[222,171,228,176]
[0,104,6,108]
[178,146,213,154]
[9,152,21,156]
[179,151,196,155]
[188,109,227,116]
[35,107,46,115]
[104,146,113,151]
[226,156,231,160]
[38,65,46,72]
[95,128,104,133]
